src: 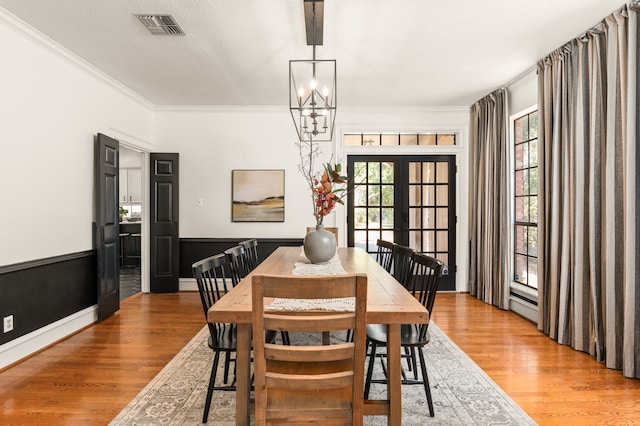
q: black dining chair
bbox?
[224,245,250,285]
[375,239,395,273]
[192,253,238,423]
[239,238,260,272]
[390,243,415,287]
[364,252,444,417]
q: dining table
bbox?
[207,246,430,426]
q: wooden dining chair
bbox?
[375,239,395,273]
[364,252,444,417]
[252,273,368,425]
[192,253,238,423]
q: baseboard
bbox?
[179,278,198,292]
[0,305,98,370]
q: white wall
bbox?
[0,11,155,266]
[155,106,471,290]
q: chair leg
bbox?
[364,341,378,398]
[203,351,221,423]
[410,347,419,380]
[417,347,434,417]
[223,351,231,383]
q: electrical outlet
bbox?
[3,315,14,333]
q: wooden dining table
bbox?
[207,246,430,425]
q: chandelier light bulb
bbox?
[309,79,317,90]
[322,86,329,97]
[298,87,305,98]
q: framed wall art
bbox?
[231,169,285,222]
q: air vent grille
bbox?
[135,14,185,36]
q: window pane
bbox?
[381,208,394,229]
[409,185,420,206]
[381,162,394,183]
[435,162,449,183]
[363,134,380,146]
[354,208,367,228]
[437,134,456,146]
[515,143,524,170]
[354,162,367,181]
[409,207,421,228]
[354,230,367,248]
[529,167,538,194]
[422,163,435,183]
[527,257,538,289]
[530,139,538,167]
[527,226,538,257]
[514,254,528,284]
[436,231,448,251]
[367,231,381,251]
[344,134,362,146]
[423,208,435,228]
[515,169,527,195]
[354,185,367,205]
[381,134,398,146]
[368,185,380,205]
[529,195,538,223]
[436,253,449,269]
[435,185,448,206]
[423,231,435,251]
[515,196,528,222]
[381,184,394,206]
[381,230,394,242]
[368,163,381,183]
[409,162,421,183]
[436,207,448,228]
[515,225,526,254]
[515,116,526,143]
[400,134,418,145]
[419,134,436,145]
[409,231,422,249]
[529,112,538,138]
[368,208,381,228]
[422,185,435,206]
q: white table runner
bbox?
[265,247,354,312]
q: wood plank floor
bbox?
[1,292,639,425]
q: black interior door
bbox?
[347,155,457,291]
[95,133,120,320]
[150,153,179,293]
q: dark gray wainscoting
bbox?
[179,238,304,278]
[0,251,97,346]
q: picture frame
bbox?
[231,169,285,222]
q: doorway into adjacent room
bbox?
[119,146,143,300]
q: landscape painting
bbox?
[232,169,285,222]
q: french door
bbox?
[347,155,456,291]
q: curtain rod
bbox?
[504,64,537,89]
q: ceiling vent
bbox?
[135,14,185,36]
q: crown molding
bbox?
[0,8,155,110]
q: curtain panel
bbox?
[537,3,639,378]
[469,88,511,309]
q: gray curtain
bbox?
[469,88,511,309]
[537,3,640,378]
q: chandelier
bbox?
[289,0,336,143]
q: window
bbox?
[513,110,538,289]
[344,132,456,146]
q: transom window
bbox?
[344,132,456,146]
[513,110,538,289]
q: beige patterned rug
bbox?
[111,323,536,425]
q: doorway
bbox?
[119,146,143,300]
[347,155,457,291]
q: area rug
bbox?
[111,323,536,425]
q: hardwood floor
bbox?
[1,292,639,425]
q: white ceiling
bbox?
[0,0,626,107]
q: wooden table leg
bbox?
[236,324,251,426]
[386,324,401,425]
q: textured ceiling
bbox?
[0,0,626,107]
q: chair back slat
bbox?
[391,244,415,288]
